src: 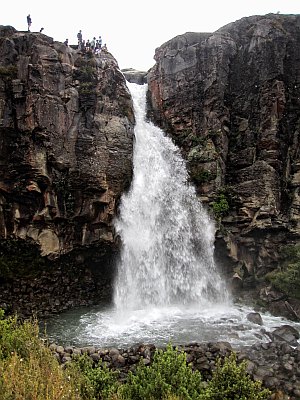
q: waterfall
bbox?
[114,82,229,311]
[45,83,300,349]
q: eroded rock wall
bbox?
[0,26,134,315]
[147,14,300,318]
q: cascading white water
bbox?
[44,82,300,348]
[114,82,229,310]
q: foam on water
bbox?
[45,302,300,348]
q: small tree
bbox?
[212,193,229,219]
[119,343,203,400]
[202,353,271,400]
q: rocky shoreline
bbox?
[48,323,300,400]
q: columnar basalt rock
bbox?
[0,26,134,315]
[147,14,300,319]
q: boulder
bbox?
[247,312,263,326]
[271,325,300,346]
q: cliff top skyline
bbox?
[2,0,300,71]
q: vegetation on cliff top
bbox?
[0,309,271,399]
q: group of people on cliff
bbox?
[75,30,107,54]
[26,16,107,54]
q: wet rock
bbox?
[56,345,65,354]
[272,325,300,346]
[49,343,57,352]
[72,348,82,356]
[109,348,120,357]
[81,346,96,355]
[264,376,280,389]
[247,312,263,325]
[90,352,101,363]
[209,341,232,354]
[112,354,126,367]
[254,366,274,382]
[64,346,73,354]
[245,360,256,375]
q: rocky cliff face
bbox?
[147,14,300,319]
[0,26,134,316]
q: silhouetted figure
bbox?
[91,37,96,51]
[77,30,82,43]
[64,39,69,46]
[39,27,44,33]
[77,30,83,50]
[27,14,32,31]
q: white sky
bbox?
[1,1,300,71]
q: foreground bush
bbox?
[202,353,270,400]
[118,343,203,400]
[0,349,81,400]
[67,354,120,399]
[0,309,81,399]
[0,308,40,359]
[0,309,271,399]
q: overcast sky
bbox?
[2,1,300,71]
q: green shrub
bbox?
[266,245,300,299]
[0,311,40,360]
[79,81,95,94]
[118,343,203,400]
[212,193,229,219]
[190,168,216,184]
[267,262,300,299]
[0,348,81,399]
[67,354,119,400]
[0,309,81,399]
[201,353,270,400]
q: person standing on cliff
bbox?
[27,14,32,31]
[77,30,83,49]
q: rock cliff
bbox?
[1,14,300,321]
[0,26,134,316]
[147,14,300,319]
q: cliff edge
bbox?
[0,26,134,316]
